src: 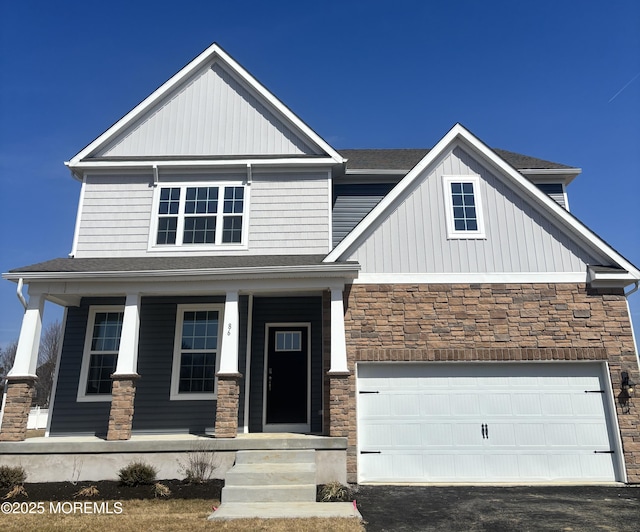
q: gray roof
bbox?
[339,148,574,171]
[9,255,332,273]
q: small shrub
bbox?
[3,485,28,499]
[318,481,350,502]
[153,482,171,498]
[73,485,100,498]
[0,465,26,489]
[118,461,158,487]
[180,445,220,484]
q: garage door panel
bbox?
[357,362,618,483]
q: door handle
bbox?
[481,424,486,439]
[481,423,489,439]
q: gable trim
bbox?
[325,124,640,281]
[66,44,344,168]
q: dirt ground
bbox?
[1,479,223,501]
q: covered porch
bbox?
[0,256,358,445]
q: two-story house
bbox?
[1,43,639,485]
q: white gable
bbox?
[68,44,343,165]
[327,124,640,283]
[95,60,319,157]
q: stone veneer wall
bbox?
[0,377,37,442]
[215,375,241,438]
[106,376,138,441]
[335,283,640,483]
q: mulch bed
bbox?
[1,479,223,502]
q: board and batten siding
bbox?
[74,174,153,258]
[95,62,319,157]
[346,146,607,274]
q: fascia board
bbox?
[67,44,344,167]
[325,124,640,280]
[67,157,337,171]
[2,263,360,283]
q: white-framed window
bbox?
[77,306,124,402]
[443,175,486,239]
[170,304,223,400]
[151,182,248,250]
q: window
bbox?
[77,306,124,401]
[275,331,302,351]
[443,175,485,239]
[152,184,247,248]
[170,305,222,400]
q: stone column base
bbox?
[328,372,351,438]
[0,376,37,442]
[106,374,139,441]
[215,373,242,438]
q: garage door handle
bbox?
[481,424,488,439]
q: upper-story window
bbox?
[153,183,247,248]
[442,175,486,239]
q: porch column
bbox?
[329,287,349,374]
[106,293,141,441]
[0,293,44,441]
[215,291,242,438]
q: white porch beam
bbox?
[9,293,45,377]
[218,291,240,375]
[329,287,349,374]
[113,293,141,376]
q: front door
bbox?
[263,324,310,432]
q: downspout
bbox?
[16,278,28,311]
[625,281,639,297]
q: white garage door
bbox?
[357,363,620,483]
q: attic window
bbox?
[442,175,486,239]
[152,183,247,249]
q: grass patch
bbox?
[0,499,364,531]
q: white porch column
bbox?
[218,290,240,375]
[9,292,45,377]
[113,293,141,376]
[329,287,349,374]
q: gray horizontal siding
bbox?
[96,61,318,157]
[347,145,607,273]
[75,174,153,258]
[332,183,395,247]
[535,183,567,209]
[248,296,323,433]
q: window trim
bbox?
[170,303,224,401]
[77,305,124,403]
[148,181,249,252]
[442,175,486,239]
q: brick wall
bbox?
[336,283,640,482]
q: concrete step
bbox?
[234,449,316,465]
[222,484,317,503]
[225,463,316,486]
[209,501,362,520]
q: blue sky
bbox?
[0,0,638,347]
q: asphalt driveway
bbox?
[352,485,640,532]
